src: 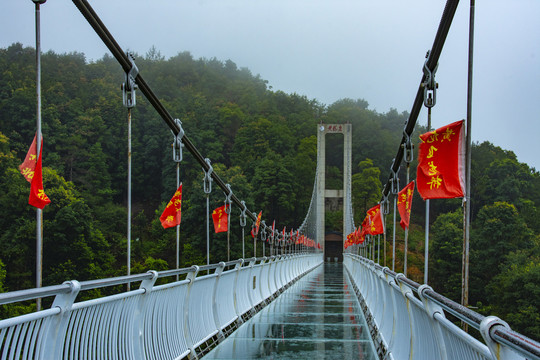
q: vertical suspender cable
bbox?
[425,105,432,285]
[122,52,137,291]
[203,159,213,270]
[32,0,46,311]
[462,0,475,330]
[225,184,232,262]
[172,119,184,280]
[127,107,132,291]
[240,201,247,259]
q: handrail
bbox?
[0,283,71,305]
[0,254,323,359]
[344,254,540,360]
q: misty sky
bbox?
[2,0,540,169]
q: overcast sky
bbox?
[2,1,540,169]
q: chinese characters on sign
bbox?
[325,124,344,133]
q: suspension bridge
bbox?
[1,0,539,359]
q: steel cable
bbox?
[71,0,255,221]
[382,0,460,199]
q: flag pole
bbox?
[462,0,475,330]
[33,0,46,311]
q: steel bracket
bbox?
[122,52,138,108]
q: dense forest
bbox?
[0,43,538,338]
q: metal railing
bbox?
[343,254,540,360]
[0,254,322,360]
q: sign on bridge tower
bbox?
[316,123,353,261]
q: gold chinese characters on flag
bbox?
[160,184,182,229]
[416,120,465,200]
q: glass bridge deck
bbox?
[204,262,378,359]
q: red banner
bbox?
[28,147,51,209]
[397,181,415,230]
[212,204,229,233]
[417,120,465,200]
[367,204,384,235]
[19,134,38,182]
[160,184,182,229]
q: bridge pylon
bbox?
[316,123,353,261]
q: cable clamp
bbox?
[381,194,390,215]
[203,158,213,194]
[261,221,267,242]
[171,119,184,163]
[239,200,247,227]
[122,52,138,108]
[402,131,414,164]
[422,50,438,108]
[391,161,400,195]
[224,184,232,214]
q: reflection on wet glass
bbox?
[204,263,378,359]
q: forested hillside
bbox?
[0,43,538,338]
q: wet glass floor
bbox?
[203,262,378,359]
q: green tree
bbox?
[429,209,463,301]
[470,202,534,304]
[486,241,540,339]
[352,158,382,218]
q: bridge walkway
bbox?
[204,263,377,359]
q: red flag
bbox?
[212,204,229,233]
[397,181,415,230]
[19,134,38,182]
[28,147,51,209]
[255,211,262,233]
[416,120,465,200]
[251,211,262,237]
[160,184,182,229]
[367,204,384,235]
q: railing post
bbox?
[212,262,226,341]
[480,316,522,360]
[247,258,256,315]
[183,265,200,359]
[385,271,399,353]
[41,280,81,359]
[396,273,415,359]
[418,284,448,360]
[233,260,244,325]
[132,270,158,359]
